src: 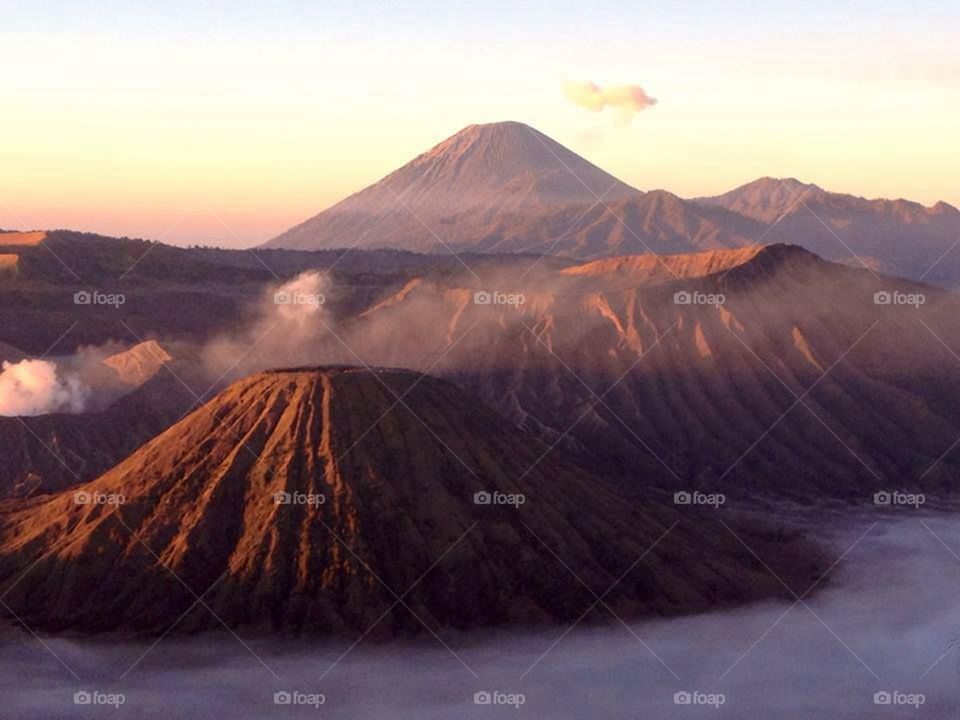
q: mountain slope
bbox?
[483,190,762,257]
[696,178,960,286]
[695,177,822,223]
[263,121,639,252]
[0,369,196,498]
[0,367,822,635]
[558,246,767,289]
[0,341,26,364]
[331,245,960,497]
[101,339,172,386]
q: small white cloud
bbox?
[563,80,657,124]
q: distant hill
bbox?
[694,177,822,223]
[695,178,960,286]
[261,124,960,288]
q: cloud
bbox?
[0,359,89,416]
[563,81,657,123]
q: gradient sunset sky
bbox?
[1,0,957,246]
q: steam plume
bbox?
[272,271,327,323]
[0,359,89,416]
[202,271,332,381]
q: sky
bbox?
[0,0,957,247]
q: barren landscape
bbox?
[1,2,958,717]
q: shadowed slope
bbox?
[0,367,821,635]
[0,369,196,498]
[337,245,960,496]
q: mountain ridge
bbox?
[261,123,960,288]
[329,244,960,495]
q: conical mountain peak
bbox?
[0,365,820,635]
[263,123,638,252]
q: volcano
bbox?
[0,366,820,635]
[262,121,640,253]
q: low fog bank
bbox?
[3,512,960,719]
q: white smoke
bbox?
[272,271,327,323]
[202,271,333,381]
[0,359,89,416]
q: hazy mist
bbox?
[4,512,960,719]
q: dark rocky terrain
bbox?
[0,367,824,635]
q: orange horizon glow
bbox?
[1,5,957,247]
